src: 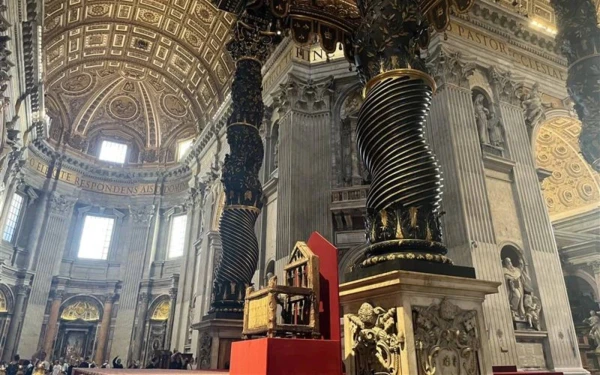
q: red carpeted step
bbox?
[492,366,563,375]
[493,366,518,372]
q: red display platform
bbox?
[307,232,340,343]
[229,338,342,375]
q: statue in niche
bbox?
[503,257,527,319]
[523,294,541,331]
[340,89,366,186]
[521,83,547,129]
[584,311,600,352]
[473,94,491,144]
[487,108,504,148]
[502,257,543,330]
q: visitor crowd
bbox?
[0,350,195,375]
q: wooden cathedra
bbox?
[242,242,320,338]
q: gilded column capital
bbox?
[128,205,155,225]
[487,66,522,107]
[427,47,475,89]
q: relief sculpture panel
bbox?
[413,298,480,375]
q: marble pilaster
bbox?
[2,285,30,361]
[200,231,221,314]
[132,292,150,362]
[427,49,518,365]
[95,293,115,364]
[42,290,64,358]
[273,74,334,276]
[590,262,600,298]
[165,287,177,350]
[172,191,201,349]
[19,195,75,358]
[492,68,586,373]
[110,205,154,364]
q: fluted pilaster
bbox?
[132,292,150,362]
[2,285,30,361]
[111,205,154,363]
[18,194,75,358]
[493,70,584,371]
[273,74,334,275]
[425,48,519,365]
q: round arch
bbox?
[0,284,15,314]
[59,295,104,322]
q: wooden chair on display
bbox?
[242,241,320,339]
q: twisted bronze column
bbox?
[550,0,600,172]
[210,11,280,313]
[353,0,451,267]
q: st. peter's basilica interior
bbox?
[0,0,598,373]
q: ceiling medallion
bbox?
[185,31,202,48]
[194,3,215,23]
[88,4,111,17]
[162,94,188,118]
[140,9,161,24]
[108,95,140,121]
[60,73,94,95]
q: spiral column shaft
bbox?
[357,70,450,266]
[210,14,279,313]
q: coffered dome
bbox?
[43,0,236,164]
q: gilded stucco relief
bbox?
[535,117,600,220]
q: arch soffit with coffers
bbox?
[48,62,200,150]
